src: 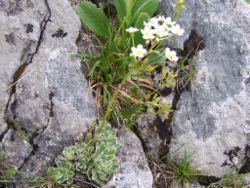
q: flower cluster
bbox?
[127,16,184,62]
[143,16,184,39]
[127,16,184,40]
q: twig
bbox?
[5,68,35,91]
[109,85,144,105]
[153,161,169,185]
[74,178,100,188]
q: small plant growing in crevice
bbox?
[0,143,16,186]
[169,153,202,186]
[47,121,119,186]
[154,150,249,188]
[154,150,204,187]
[76,0,185,126]
[207,173,249,188]
[176,57,199,91]
[174,0,186,20]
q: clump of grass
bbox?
[148,150,203,187]
[166,150,203,186]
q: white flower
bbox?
[143,21,152,28]
[156,16,166,25]
[149,17,159,27]
[164,17,174,26]
[130,44,147,59]
[145,16,166,28]
[164,17,175,31]
[153,25,169,38]
[171,24,185,36]
[126,27,139,34]
[141,27,155,40]
[165,48,178,62]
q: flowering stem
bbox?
[131,35,135,47]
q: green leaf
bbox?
[6,118,33,150]
[62,147,75,161]
[121,105,142,120]
[135,13,150,29]
[132,0,158,24]
[76,2,111,37]
[147,51,166,65]
[134,12,150,45]
[4,166,16,179]
[113,0,126,20]
[125,0,136,24]
[125,0,135,17]
[89,60,101,76]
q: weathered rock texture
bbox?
[0,1,154,187]
[162,0,250,177]
[136,114,162,160]
[0,0,95,175]
[136,112,172,160]
[103,127,153,188]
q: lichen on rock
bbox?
[164,0,250,178]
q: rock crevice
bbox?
[3,0,52,143]
[0,0,96,177]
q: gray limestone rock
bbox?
[136,113,162,160]
[0,0,45,139]
[0,0,95,176]
[0,1,154,187]
[103,127,153,188]
[162,0,250,177]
